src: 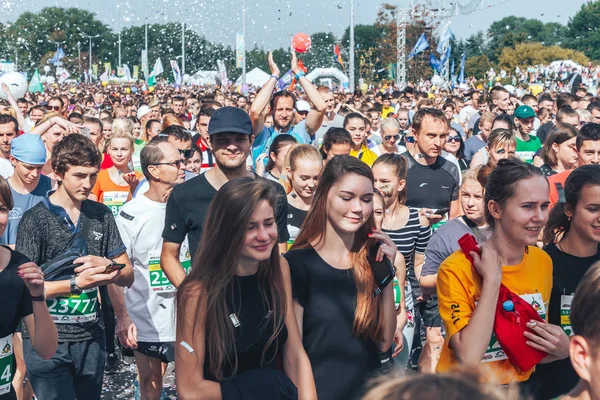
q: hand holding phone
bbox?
[105,263,126,274]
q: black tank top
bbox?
[204,273,288,381]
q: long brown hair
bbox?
[291,155,385,343]
[176,177,287,380]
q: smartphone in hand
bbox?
[367,243,395,296]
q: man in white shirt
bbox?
[115,138,187,400]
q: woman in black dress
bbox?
[284,155,397,400]
[176,177,316,399]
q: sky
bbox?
[0,0,590,50]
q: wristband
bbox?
[295,71,306,80]
[270,75,279,81]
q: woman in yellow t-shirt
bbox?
[345,113,378,167]
[436,158,570,385]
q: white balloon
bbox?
[0,72,28,100]
[43,66,51,73]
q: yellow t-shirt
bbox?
[381,106,395,119]
[349,145,378,167]
[436,246,553,384]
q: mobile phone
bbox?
[433,207,450,216]
[367,243,396,296]
[80,127,90,138]
[105,263,126,274]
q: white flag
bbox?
[99,70,108,82]
[152,58,164,77]
[58,69,71,84]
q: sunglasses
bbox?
[447,135,462,143]
[179,149,195,159]
[384,134,400,141]
[150,160,183,168]
[404,136,416,144]
[46,105,61,111]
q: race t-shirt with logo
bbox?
[0,175,53,246]
[16,197,126,342]
[515,135,542,163]
[0,247,33,400]
[91,169,142,217]
[116,194,192,342]
[532,243,600,399]
[436,246,552,384]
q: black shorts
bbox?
[418,295,442,328]
[134,341,175,364]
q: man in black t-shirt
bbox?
[401,108,460,374]
[161,107,289,287]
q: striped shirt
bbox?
[383,207,431,270]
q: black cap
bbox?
[208,106,253,136]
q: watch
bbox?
[30,288,46,302]
[70,275,83,295]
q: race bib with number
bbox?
[103,191,129,217]
[148,242,191,293]
[560,294,574,337]
[481,293,547,364]
[0,334,13,396]
[47,288,99,324]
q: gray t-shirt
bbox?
[313,113,345,145]
[464,135,487,161]
[421,217,491,277]
[1,176,53,245]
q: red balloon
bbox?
[292,33,312,54]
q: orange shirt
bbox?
[548,170,572,208]
[91,169,143,217]
[436,246,552,384]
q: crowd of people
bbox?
[0,48,600,400]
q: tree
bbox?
[498,42,589,71]
[300,32,338,71]
[567,0,600,60]
[465,55,493,80]
[4,7,114,74]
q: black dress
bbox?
[284,247,381,400]
[204,273,288,381]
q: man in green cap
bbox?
[513,105,542,163]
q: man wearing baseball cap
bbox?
[161,107,289,287]
[1,134,53,246]
[514,105,542,163]
[136,105,153,140]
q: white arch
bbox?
[306,68,349,84]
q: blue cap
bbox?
[11,134,47,165]
[502,300,514,312]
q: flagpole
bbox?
[349,0,355,93]
[118,31,122,68]
[242,0,247,86]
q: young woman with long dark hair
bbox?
[532,165,600,399]
[284,155,396,399]
[437,158,568,385]
[175,177,316,399]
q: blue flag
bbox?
[50,48,65,64]
[430,53,440,74]
[436,27,454,54]
[459,53,466,84]
[407,33,429,60]
[439,46,451,70]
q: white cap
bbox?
[296,100,311,113]
[137,105,152,118]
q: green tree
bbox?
[498,42,589,71]
[567,0,600,60]
[465,55,493,80]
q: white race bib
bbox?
[0,334,13,395]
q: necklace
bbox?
[383,204,402,230]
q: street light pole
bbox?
[181,22,185,75]
[118,31,122,68]
[77,41,81,76]
[83,34,100,81]
[349,0,355,93]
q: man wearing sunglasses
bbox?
[114,139,186,400]
[47,97,65,116]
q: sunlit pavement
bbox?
[101,355,176,399]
